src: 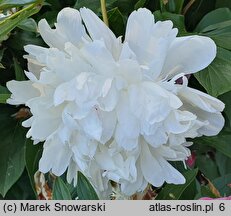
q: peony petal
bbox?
[115,124,139,150]
[125,8,155,63]
[100,110,117,144]
[140,141,165,187]
[121,163,147,196]
[161,36,216,79]
[54,80,76,106]
[38,7,88,49]
[125,8,177,79]
[79,109,102,141]
[80,7,121,59]
[56,7,89,46]
[178,86,225,112]
[118,59,142,84]
[7,80,40,105]
[28,117,60,140]
[164,110,196,134]
[98,80,118,112]
[154,154,186,184]
[197,111,224,136]
[80,40,116,76]
[67,159,79,186]
[39,139,72,176]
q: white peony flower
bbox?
[7,7,225,197]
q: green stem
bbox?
[100,0,109,26]
[182,0,196,15]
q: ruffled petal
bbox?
[161,36,216,79]
[80,7,121,59]
[39,138,72,176]
[7,80,40,105]
[125,8,177,79]
[140,141,164,187]
[38,7,88,49]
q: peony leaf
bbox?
[212,174,231,196]
[74,0,117,13]
[195,8,231,50]
[219,91,231,125]
[215,152,231,177]
[156,169,198,200]
[0,1,43,42]
[195,155,220,180]
[0,85,10,104]
[53,177,72,200]
[160,0,184,14]
[77,172,99,200]
[13,57,26,81]
[134,0,146,10]
[0,105,27,197]
[108,7,125,36]
[195,8,231,32]
[25,139,42,196]
[194,47,231,97]
[216,0,231,9]
[0,94,10,103]
[0,0,37,10]
[17,18,38,33]
[194,132,231,159]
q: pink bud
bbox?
[186,152,196,168]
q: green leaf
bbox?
[215,151,231,176]
[154,10,188,36]
[0,0,37,10]
[195,8,231,32]
[174,0,184,14]
[134,0,146,10]
[13,57,26,81]
[194,132,231,159]
[17,18,38,33]
[0,93,10,103]
[0,85,9,93]
[194,47,231,97]
[156,169,198,200]
[0,85,10,103]
[184,0,216,32]
[195,155,220,180]
[212,174,231,196]
[53,177,72,200]
[216,0,231,9]
[205,23,231,50]
[163,0,184,14]
[74,0,100,13]
[195,8,231,50]
[219,91,231,125]
[74,0,117,14]
[0,1,43,42]
[111,0,137,14]
[108,7,125,37]
[0,48,5,68]
[179,177,197,200]
[195,185,217,199]
[167,0,176,13]
[3,170,35,199]
[25,139,42,196]
[77,172,99,200]
[0,105,27,197]
[6,31,45,51]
